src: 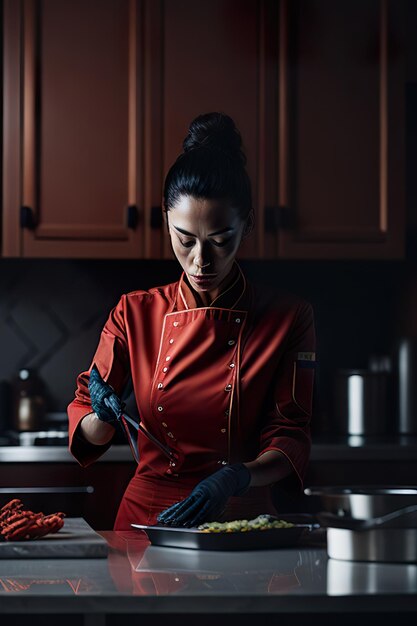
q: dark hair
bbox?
[163,112,252,219]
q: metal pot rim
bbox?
[305,486,417,497]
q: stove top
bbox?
[0,430,69,446]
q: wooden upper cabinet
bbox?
[154,0,278,260]
[2,0,406,259]
[274,0,406,259]
[3,0,145,258]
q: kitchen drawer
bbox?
[0,462,135,529]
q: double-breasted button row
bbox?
[160,420,174,438]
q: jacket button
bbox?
[173,321,179,327]
[221,428,226,433]
[225,384,232,391]
[157,406,164,412]
[235,318,241,323]
[229,363,235,368]
[163,367,168,373]
[157,383,163,389]
[228,340,236,346]
[165,356,171,361]
[162,422,168,428]
[169,339,174,344]
[167,432,174,438]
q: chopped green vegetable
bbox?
[197,514,294,533]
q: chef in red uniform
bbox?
[67,112,316,530]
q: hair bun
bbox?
[183,112,246,166]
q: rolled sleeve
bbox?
[67,295,130,466]
[257,302,316,496]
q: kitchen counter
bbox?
[0,528,417,624]
[1,440,417,462]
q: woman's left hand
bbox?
[156,463,251,527]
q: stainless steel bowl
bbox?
[304,486,417,525]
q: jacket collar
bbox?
[176,262,251,311]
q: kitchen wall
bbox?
[0,254,410,436]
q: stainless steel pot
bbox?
[326,527,417,563]
[398,338,417,435]
[334,369,389,436]
[305,486,417,563]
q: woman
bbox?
[67,112,316,530]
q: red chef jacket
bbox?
[67,263,316,529]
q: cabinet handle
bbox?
[151,206,163,229]
[265,206,290,232]
[0,486,94,494]
[126,205,139,229]
[20,206,37,230]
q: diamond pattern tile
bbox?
[41,326,105,412]
[9,301,65,364]
[0,324,31,379]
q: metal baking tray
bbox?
[131,522,313,551]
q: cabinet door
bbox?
[152,0,279,260]
[3,0,145,258]
[274,0,405,259]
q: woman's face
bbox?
[167,195,252,299]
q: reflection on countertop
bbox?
[0,528,417,616]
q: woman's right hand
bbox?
[88,364,123,424]
[78,364,122,446]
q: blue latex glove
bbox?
[156,463,252,528]
[88,364,122,424]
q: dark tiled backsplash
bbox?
[0,257,410,435]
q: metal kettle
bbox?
[12,368,46,432]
